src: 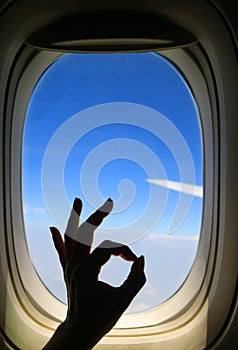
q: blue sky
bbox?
[22,52,203,313]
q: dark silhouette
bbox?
[43,198,146,349]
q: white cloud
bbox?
[55,273,64,282]
[147,233,199,241]
[146,234,158,240]
[144,283,159,297]
[23,204,46,215]
[129,302,150,313]
[146,178,203,198]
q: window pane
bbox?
[22,52,203,312]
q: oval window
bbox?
[22,52,203,313]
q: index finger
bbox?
[85,197,113,227]
[88,240,138,271]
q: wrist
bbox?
[43,320,95,350]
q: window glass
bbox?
[22,52,203,313]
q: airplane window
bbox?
[22,52,203,313]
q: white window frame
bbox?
[4,44,216,348]
[0,1,237,349]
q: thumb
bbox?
[120,255,146,303]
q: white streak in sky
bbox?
[146,178,203,198]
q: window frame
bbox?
[0,1,237,349]
[10,44,213,335]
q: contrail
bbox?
[146,178,203,198]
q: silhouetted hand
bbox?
[43,198,146,350]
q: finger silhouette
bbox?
[120,255,146,304]
[87,240,137,274]
[85,198,113,227]
[64,197,82,258]
[71,199,114,261]
[50,226,67,270]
